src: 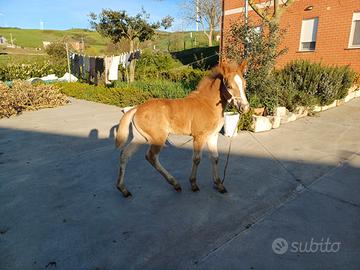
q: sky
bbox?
[0,0,193,31]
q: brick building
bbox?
[221,0,360,72]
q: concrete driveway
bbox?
[1,98,359,270]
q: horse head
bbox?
[219,61,250,113]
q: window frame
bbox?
[299,17,319,52]
[348,12,360,49]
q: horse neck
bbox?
[197,76,225,111]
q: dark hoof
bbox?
[191,185,200,192]
[174,184,182,192]
[117,186,132,198]
[213,184,228,194]
[218,187,228,194]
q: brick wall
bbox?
[222,0,360,73]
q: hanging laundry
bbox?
[134,50,141,60]
[124,52,131,68]
[109,56,120,81]
[83,56,90,79]
[71,53,81,78]
[78,55,84,80]
[104,56,113,84]
[89,57,97,84]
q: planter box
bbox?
[274,107,287,117]
[294,106,309,119]
[267,116,281,129]
[224,112,239,137]
[252,115,272,132]
[280,112,297,124]
[345,91,356,102]
[321,100,337,111]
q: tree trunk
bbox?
[208,29,213,47]
[129,39,135,83]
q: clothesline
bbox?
[68,49,142,59]
[68,49,142,85]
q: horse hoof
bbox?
[117,186,132,197]
[191,185,200,192]
[213,184,227,194]
[174,184,182,192]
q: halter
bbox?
[221,78,243,104]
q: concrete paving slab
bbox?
[196,189,360,270]
[1,97,359,270]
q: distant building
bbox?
[43,41,52,48]
[221,0,360,72]
[0,36,7,44]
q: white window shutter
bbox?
[300,18,319,42]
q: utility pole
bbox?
[65,43,71,82]
[196,0,199,31]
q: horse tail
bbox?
[115,107,137,149]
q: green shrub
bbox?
[277,60,356,107]
[0,81,68,118]
[238,109,254,131]
[135,50,183,80]
[56,82,152,107]
[135,50,207,90]
[115,79,191,99]
[0,61,67,81]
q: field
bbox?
[0,27,218,53]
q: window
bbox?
[349,12,360,48]
[299,18,319,51]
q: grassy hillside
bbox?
[0,27,219,53]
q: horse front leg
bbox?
[189,137,205,192]
[207,133,227,193]
[146,144,182,192]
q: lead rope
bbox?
[221,100,240,184]
[221,118,239,184]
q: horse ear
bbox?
[238,60,248,74]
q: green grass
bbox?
[0,27,219,54]
[0,28,107,50]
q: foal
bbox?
[115,61,249,197]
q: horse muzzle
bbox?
[236,102,250,113]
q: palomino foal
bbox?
[115,61,249,197]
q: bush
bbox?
[135,50,207,90]
[56,82,153,107]
[0,61,67,81]
[276,60,356,107]
[115,79,191,99]
[0,81,68,118]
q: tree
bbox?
[248,0,294,22]
[161,15,174,30]
[89,9,159,82]
[182,0,221,47]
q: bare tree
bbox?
[182,0,221,47]
[248,0,294,22]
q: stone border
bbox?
[252,86,360,133]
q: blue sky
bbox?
[0,0,192,31]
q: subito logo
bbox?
[272,238,288,255]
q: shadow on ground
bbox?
[0,127,359,270]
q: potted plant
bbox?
[224,105,240,137]
[249,94,265,116]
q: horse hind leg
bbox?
[116,130,146,197]
[146,144,182,192]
